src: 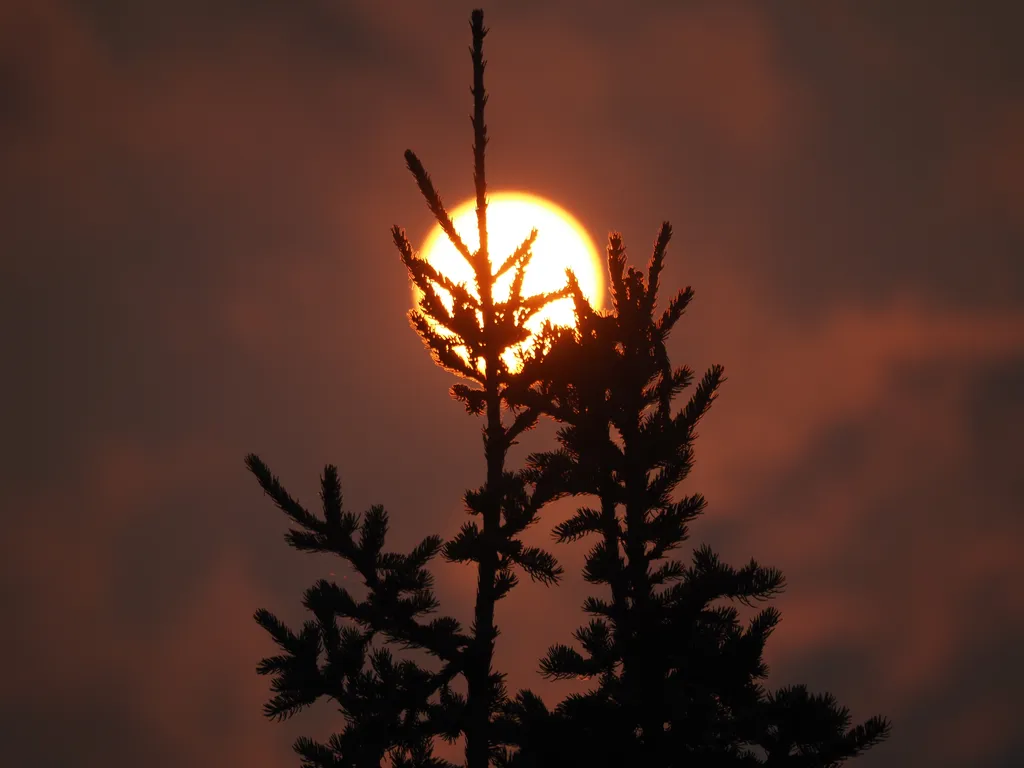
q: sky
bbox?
[2,1,1023,766]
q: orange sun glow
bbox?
[415,191,604,372]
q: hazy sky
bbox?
[2,2,1023,766]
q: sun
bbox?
[415,191,603,371]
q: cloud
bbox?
[688,282,1024,505]
[3,3,1023,766]
[687,308,1024,764]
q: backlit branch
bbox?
[471,9,490,282]
[404,150,474,265]
[494,229,538,281]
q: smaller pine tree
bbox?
[498,226,891,766]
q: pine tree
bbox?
[248,8,891,767]
[497,227,892,766]
[248,10,568,768]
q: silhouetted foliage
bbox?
[249,9,567,767]
[248,8,890,768]
[495,226,891,766]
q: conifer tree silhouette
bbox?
[248,8,890,768]
[248,10,569,768]
[497,228,891,766]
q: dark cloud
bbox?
[698,349,1024,765]
[2,1,1022,766]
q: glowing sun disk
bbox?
[416,192,603,372]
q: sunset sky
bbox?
[3,2,1023,766]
